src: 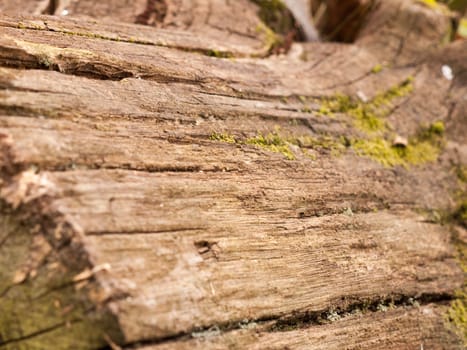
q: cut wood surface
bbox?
[0,0,466,349]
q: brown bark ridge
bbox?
[0,0,466,349]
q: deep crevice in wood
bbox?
[135,0,168,26]
[41,0,57,15]
[269,292,456,332]
[117,292,456,349]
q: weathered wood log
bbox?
[0,0,466,349]
[146,304,464,349]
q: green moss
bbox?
[206,49,234,59]
[454,201,467,227]
[371,76,414,106]
[447,161,467,344]
[206,126,428,163]
[0,212,123,349]
[210,130,347,161]
[210,132,237,143]
[255,22,283,53]
[302,148,317,160]
[298,96,313,113]
[371,64,383,74]
[429,120,446,134]
[317,105,332,116]
[349,103,385,132]
[449,295,467,344]
[457,165,467,183]
[245,132,295,160]
[352,121,444,167]
[17,21,45,30]
[38,56,52,68]
[210,50,224,58]
[352,137,440,167]
[447,234,467,346]
[318,77,414,133]
[290,135,346,153]
[252,0,295,40]
[320,94,384,132]
[458,18,467,39]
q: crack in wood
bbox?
[25,162,240,175]
[0,320,71,347]
[268,292,455,332]
[0,286,12,299]
[0,222,16,249]
[86,227,205,236]
[119,292,456,349]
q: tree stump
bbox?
[0,0,466,348]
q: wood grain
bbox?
[0,1,465,348]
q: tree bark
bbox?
[0,0,466,349]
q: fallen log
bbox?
[0,0,466,349]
